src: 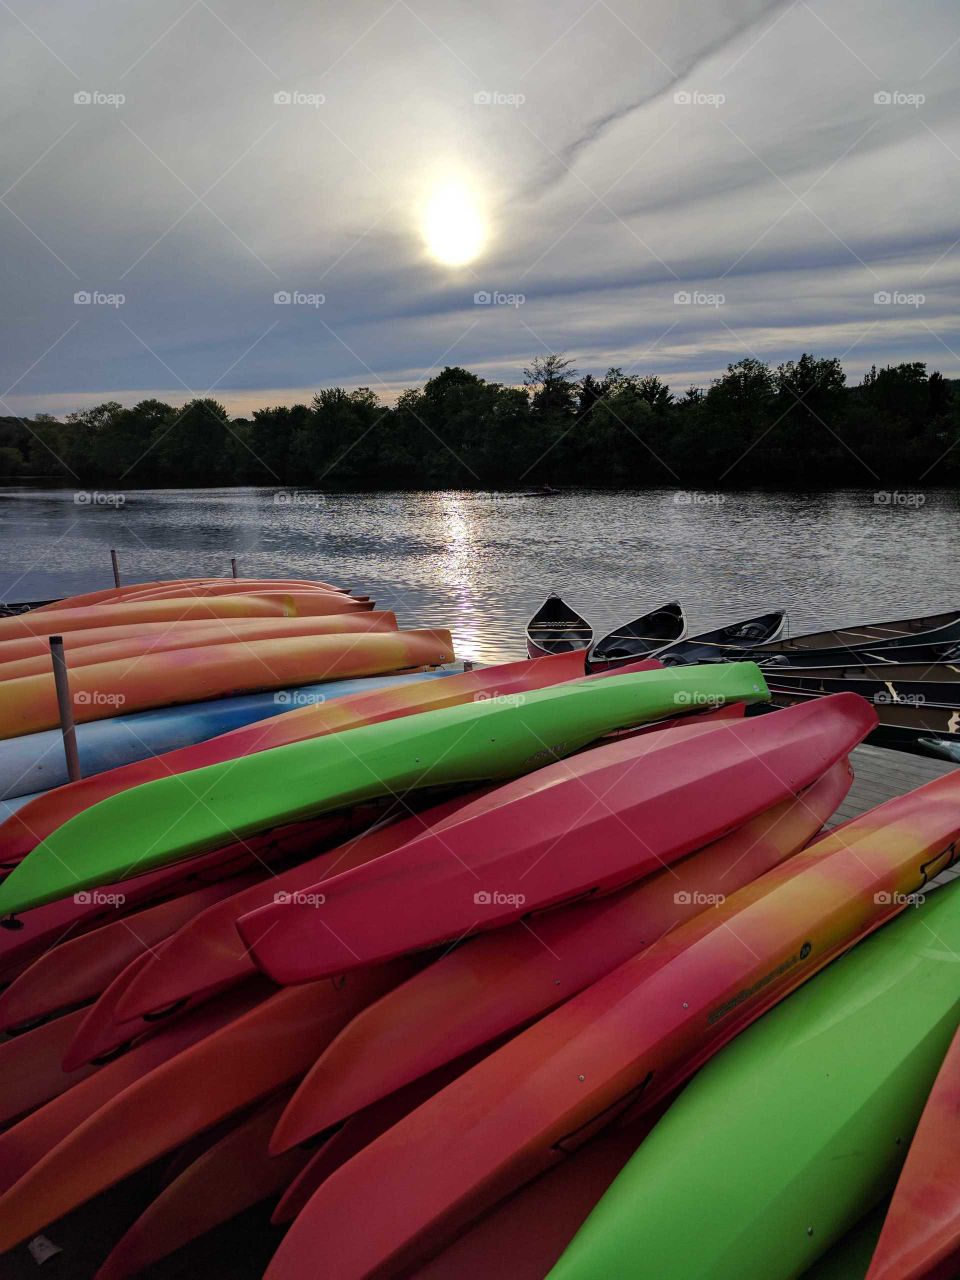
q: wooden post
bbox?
[230,557,238,579]
[110,549,121,588]
[49,636,81,782]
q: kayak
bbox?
[548,884,960,1280]
[0,670,454,800]
[0,871,265,1031]
[92,1093,309,1280]
[271,759,852,1147]
[243,694,870,987]
[0,627,454,738]
[866,1023,960,1280]
[27,577,348,612]
[260,771,960,1280]
[0,663,768,915]
[115,792,492,1025]
[0,1008,98,1126]
[0,611,399,681]
[0,590,372,641]
[803,1207,887,1280]
[0,966,415,1251]
[62,797,481,1067]
[0,652,586,863]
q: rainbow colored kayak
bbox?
[549,883,960,1280]
[0,663,768,915]
[260,771,960,1280]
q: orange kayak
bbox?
[93,1092,308,1280]
[0,611,399,680]
[867,1022,960,1280]
[0,591,372,642]
[0,966,414,1251]
[0,628,454,738]
[0,651,584,864]
[29,577,347,611]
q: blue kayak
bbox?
[0,670,457,801]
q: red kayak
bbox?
[0,964,414,1251]
[93,1092,308,1280]
[0,872,264,1032]
[111,792,489,1032]
[271,759,851,1148]
[0,1008,99,1125]
[241,695,873,985]
[867,1022,960,1280]
[262,771,960,1280]
[0,651,588,864]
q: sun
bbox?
[422,181,485,266]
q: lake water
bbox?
[1,486,957,664]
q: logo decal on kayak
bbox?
[524,742,569,767]
[708,942,814,1025]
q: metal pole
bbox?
[110,549,121,588]
[49,636,81,782]
[230,557,238,579]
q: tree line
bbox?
[1,353,957,489]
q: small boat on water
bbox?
[766,684,960,757]
[656,610,786,666]
[590,602,686,669]
[755,661,960,708]
[754,607,960,659]
[525,593,593,658]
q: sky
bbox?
[2,0,959,417]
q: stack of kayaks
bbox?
[1,576,959,1280]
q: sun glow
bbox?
[422,181,485,266]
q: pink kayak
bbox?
[261,770,960,1280]
[271,759,851,1148]
[241,695,874,985]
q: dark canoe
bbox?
[765,685,960,757]
[757,637,960,669]
[590,602,686,668]
[657,610,786,666]
[918,736,960,763]
[754,607,960,658]
[525,593,593,659]
[763,672,960,708]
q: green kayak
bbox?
[549,882,960,1280]
[799,1204,886,1280]
[0,663,767,915]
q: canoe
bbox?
[766,686,960,756]
[919,736,960,763]
[28,577,347,612]
[754,608,960,656]
[589,601,686,667]
[866,1023,960,1280]
[0,591,372,641]
[0,652,586,864]
[751,661,960,706]
[270,759,852,1147]
[526,593,593,658]
[0,967,415,1252]
[0,611,399,681]
[243,695,869,988]
[92,1094,309,1280]
[657,610,786,665]
[0,627,454,739]
[548,884,960,1280]
[0,670,453,800]
[259,772,960,1280]
[0,663,768,915]
[0,871,265,1031]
